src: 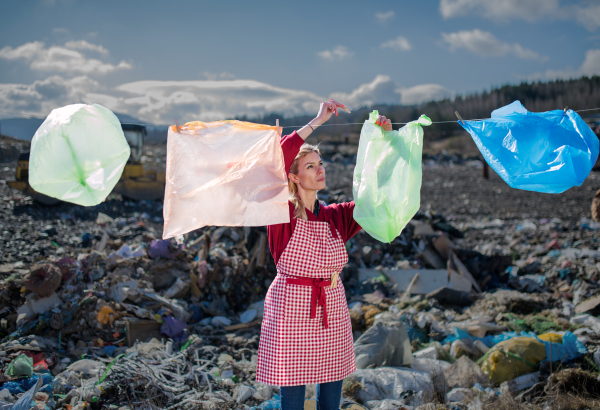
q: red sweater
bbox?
[267,131,362,266]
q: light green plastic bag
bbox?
[29,103,130,206]
[6,353,33,377]
[353,111,431,243]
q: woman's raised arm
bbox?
[296,98,347,140]
[296,99,393,140]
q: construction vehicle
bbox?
[7,123,165,205]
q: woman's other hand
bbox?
[312,98,347,126]
[376,115,392,131]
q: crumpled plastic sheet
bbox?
[162,120,289,239]
[29,103,131,206]
[160,315,187,339]
[353,111,431,243]
[6,354,33,378]
[444,327,586,363]
[248,393,281,410]
[354,321,412,369]
[346,367,433,403]
[147,239,182,259]
[9,375,42,410]
[460,101,599,193]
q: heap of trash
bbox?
[2,152,600,410]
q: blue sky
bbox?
[1,0,599,124]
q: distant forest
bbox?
[240,76,600,143]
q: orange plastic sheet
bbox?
[163,120,290,239]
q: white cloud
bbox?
[380,36,411,51]
[375,11,395,24]
[439,0,559,21]
[331,75,401,107]
[442,29,547,61]
[113,79,325,124]
[317,45,353,60]
[531,48,600,80]
[64,40,108,55]
[331,75,455,108]
[399,84,456,105]
[0,41,131,74]
[581,49,600,76]
[440,0,600,31]
[574,3,600,31]
[0,75,99,115]
[0,74,454,124]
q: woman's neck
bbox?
[298,188,317,213]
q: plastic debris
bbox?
[480,337,547,385]
[28,103,131,206]
[459,101,599,193]
[160,315,186,339]
[162,120,290,239]
[147,238,183,259]
[353,111,431,242]
[22,263,62,297]
[354,317,412,368]
[6,354,33,378]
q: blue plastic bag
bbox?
[9,376,42,410]
[248,394,281,410]
[443,327,586,363]
[460,101,599,193]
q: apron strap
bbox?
[329,220,339,240]
[287,277,332,329]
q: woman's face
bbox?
[290,152,326,191]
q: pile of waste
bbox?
[2,152,600,409]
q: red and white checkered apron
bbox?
[257,218,355,386]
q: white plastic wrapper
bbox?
[162,120,289,239]
[29,104,130,206]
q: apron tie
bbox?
[287,277,331,328]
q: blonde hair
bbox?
[289,144,321,220]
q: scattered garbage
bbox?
[2,138,600,409]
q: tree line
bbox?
[239,76,600,143]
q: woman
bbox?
[256,98,393,410]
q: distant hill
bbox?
[0,112,169,142]
[0,118,45,141]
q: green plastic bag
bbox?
[353,111,431,243]
[29,103,130,206]
[6,353,33,378]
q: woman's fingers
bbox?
[376,115,387,126]
[329,98,347,115]
[383,118,392,131]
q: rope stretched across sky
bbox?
[0,107,600,129]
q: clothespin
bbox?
[275,119,280,136]
[175,119,180,133]
[564,106,569,115]
[454,111,465,125]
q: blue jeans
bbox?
[280,379,343,410]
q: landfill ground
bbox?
[2,147,600,410]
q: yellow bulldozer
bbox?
[7,123,165,205]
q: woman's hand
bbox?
[311,98,347,126]
[376,114,392,131]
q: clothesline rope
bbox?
[1,106,600,129]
